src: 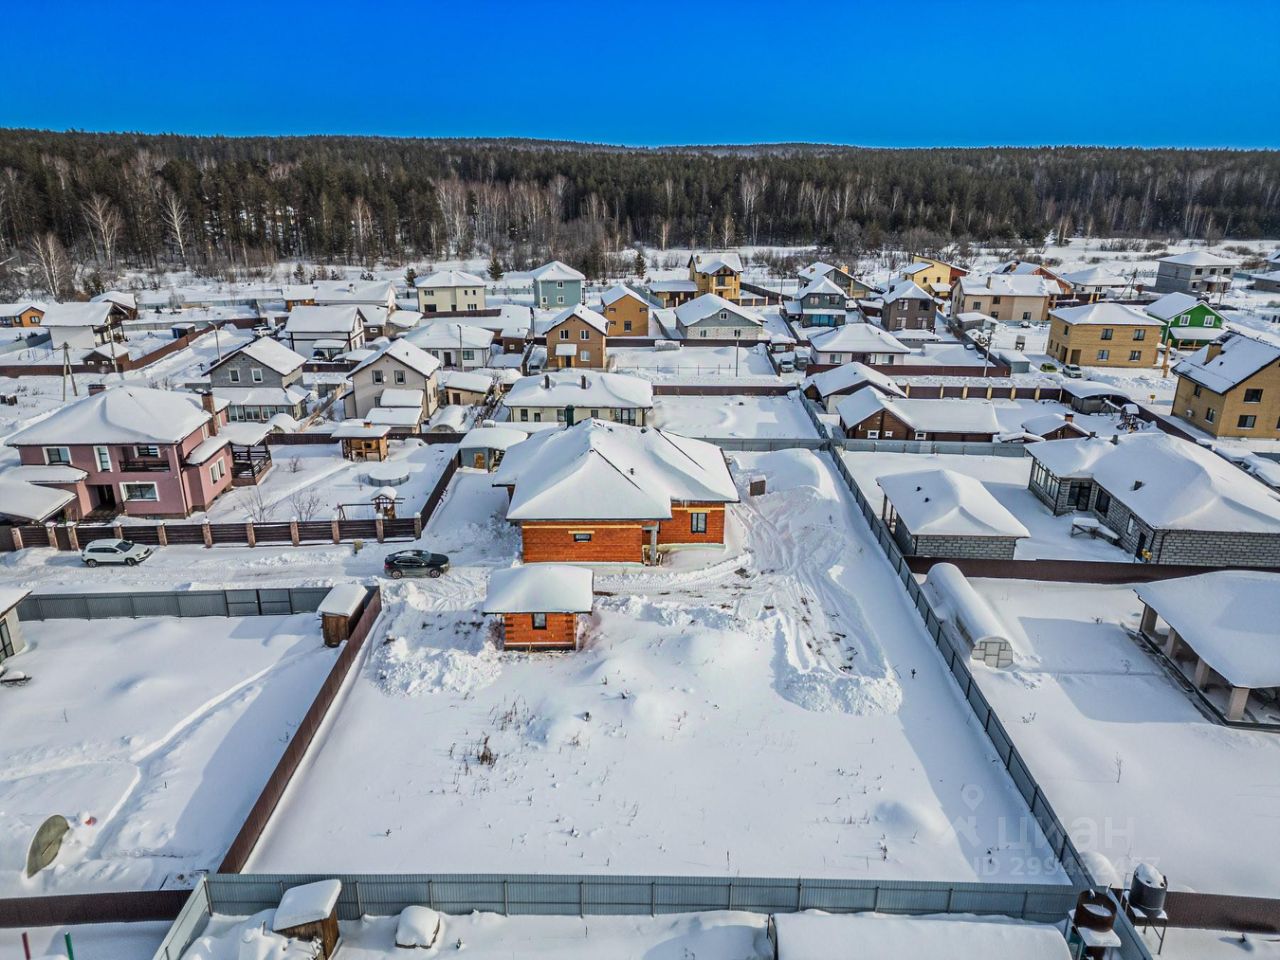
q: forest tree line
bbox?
[0,129,1277,296]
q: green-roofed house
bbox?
[1145,292,1226,349]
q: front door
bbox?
[1135,532,1148,561]
[472,452,486,470]
[92,484,116,508]
[1068,349,1081,365]
[442,351,454,366]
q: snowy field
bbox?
[1161,927,1280,959]
[967,579,1280,897]
[15,922,170,960]
[650,393,818,440]
[608,344,779,383]
[186,440,455,524]
[250,451,1065,883]
[0,612,338,896]
[840,451,1134,562]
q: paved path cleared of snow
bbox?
[651,393,818,440]
[249,454,1065,883]
[0,613,337,897]
[967,579,1280,898]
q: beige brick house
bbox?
[1173,333,1280,439]
[1045,302,1162,368]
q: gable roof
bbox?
[548,303,610,336]
[0,301,44,316]
[807,323,910,355]
[1029,433,1280,533]
[673,293,764,328]
[1159,251,1238,267]
[688,252,743,275]
[441,369,494,393]
[795,276,847,300]
[406,320,495,350]
[483,564,594,615]
[883,280,934,304]
[213,336,306,376]
[956,274,1057,298]
[284,304,364,334]
[878,469,1030,539]
[352,338,442,379]
[38,302,115,327]
[797,261,847,282]
[415,269,485,289]
[529,260,585,282]
[1145,291,1218,322]
[491,419,738,522]
[601,283,648,307]
[1062,266,1127,288]
[7,386,214,446]
[836,392,1001,435]
[802,361,906,399]
[1050,302,1160,327]
[1173,332,1280,393]
[504,370,653,409]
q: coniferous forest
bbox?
[0,129,1277,294]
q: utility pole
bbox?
[61,343,78,400]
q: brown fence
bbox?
[266,432,465,447]
[0,889,189,928]
[420,457,459,520]
[866,363,1013,378]
[652,383,794,396]
[218,586,384,873]
[1160,891,1280,934]
[904,555,1280,582]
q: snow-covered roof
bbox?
[673,294,764,328]
[388,310,423,330]
[0,479,74,523]
[802,361,906,399]
[601,283,647,307]
[0,586,31,613]
[377,388,425,408]
[1028,433,1280,533]
[1058,379,1132,400]
[216,336,306,376]
[415,269,485,289]
[214,384,311,408]
[186,434,230,465]
[548,303,610,336]
[1050,302,1159,328]
[483,564,594,614]
[366,407,422,427]
[795,276,846,300]
[406,320,495,350]
[883,279,934,304]
[90,290,137,311]
[798,261,848,281]
[1136,571,1280,688]
[902,261,933,276]
[1062,266,1127,288]
[492,419,738,522]
[460,424,528,452]
[806,323,910,355]
[424,405,465,432]
[956,274,1057,298]
[332,419,391,439]
[353,338,443,379]
[1173,332,1280,393]
[878,469,1029,539]
[7,463,87,483]
[0,301,43,315]
[7,386,215,446]
[284,280,396,305]
[837,392,1001,435]
[284,305,363,334]
[529,260,585,282]
[773,911,1071,960]
[649,279,698,293]
[273,879,343,931]
[1145,291,1211,322]
[1159,250,1238,267]
[1267,249,1280,266]
[688,252,743,275]
[441,369,493,393]
[1021,413,1080,438]
[37,302,114,328]
[504,370,653,409]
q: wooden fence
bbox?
[0,890,189,927]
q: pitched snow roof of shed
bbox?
[484,564,594,614]
[284,305,363,334]
[836,392,1001,435]
[273,879,342,931]
[38,302,114,327]
[0,479,74,522]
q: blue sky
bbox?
[4,0,1277,148]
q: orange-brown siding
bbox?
[546,316,607,369]
[658,504,726,545]
[521,521,646,562]
[603,296,649,335]
[503,612,578,650]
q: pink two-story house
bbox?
[6,386,235,519]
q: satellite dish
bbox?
[26,814,71,877]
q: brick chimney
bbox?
[581,373,588,389]
[543,373,551,389]
[1064,412,1074,424]
[1205,340,1224,361]
[201,391,219,435]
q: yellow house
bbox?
[903,257,966,299]
[688,252,743,302]
[1045,302,1163,368]
[1172,333,1280,439]
[599,284,651,335]
[0,302,45,329]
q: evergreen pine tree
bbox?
[633,250,646,279]
[405,266,417,288]
[488,250,504,282]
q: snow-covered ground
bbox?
[966,579,1280,897]
[1160,927,1280,959]
[0,612,338,896]
[249,452,1065,883]
[15,921,171,960]
[841,451,1134,562]
[650,393,818,440]
[608,344,778,383]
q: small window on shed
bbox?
[572,532,592,542]
[531,613,547,630]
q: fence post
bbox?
[156,521,168,547]
[355,881,363,917]
[202,520,212,548]
[245,522,256,548]
[578,880,584,917]
[290,520,300,546]
[375,518,385,543]
[331,518,341,544]
[66,523,80,552]
[650,881,656,917]
[428,879,435,910]
[502,879,509,916]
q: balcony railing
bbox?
[119,457,171,473]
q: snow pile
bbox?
[395,906,443,948]
[774,910,1071,960]
[372,583,501,697]
[182,912,319,960]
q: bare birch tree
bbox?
[82,193,122,266]
[158,185,190,264]
[27,231,73,296]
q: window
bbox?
[972,301,982,311]
[251,367,264,382]
[1237,415,1257,429]
[914,431,927,440]
[559,329,570,340]
[94,446,111,472]
[531,612,547,630]
[1244,389,1263,404]
[393,369,406,384]
[618,408,637,425]
[1095,490,1112,515]
[209,460,225,483]
[866,430,880,439]
[228,368,241,383]
[579,350,591,362]
[1129,350,1142,361]
[557,296,565,304]
[463,350,474,361]
[1100,328,1114,340]
[135,445,159,459]
[519,409,529,422]
[555,409,565,422]
[556,281,564,289]
[1126,516,1136,535]
[1096,349,1110,361]
[690,511,708,534]
[623,321,633,332]
[1022,311,1031,321]
[1179,315,1190,326]
[580,330,590,340]
[532,412,542,422]
[44,446,71,465]
[1205,407,1216,423]
[572,532,592,542]
[1132,329,1146,341]
[1192,384,1202,397]
[699,330,708,338]
[372,370,385,384]
[732,330,741,338]
[992,296,1002,305]
[590,409,599,418]
[122,482,159,502]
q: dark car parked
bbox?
[383,549,451,579]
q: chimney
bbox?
[1064,412,1074,424]
[201,391,219,435]
[581,373,588,389]
[1205,341,1224,361]
[543,373,551,389]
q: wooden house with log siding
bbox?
[490,419,738,565]
[484,564,594,651]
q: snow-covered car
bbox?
[81,538,153,567]
[1062,363,1085,379]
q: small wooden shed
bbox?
[332,419,391,462]
[272,878,342,958]
[318,584,368,647]
[483,565,594,651]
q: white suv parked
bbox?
[81,539,153,567]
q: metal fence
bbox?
[702,437,826,452]
[838,438,1031,456]
[16,586,334,622]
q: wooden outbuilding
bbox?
[318,584,368,647]
[332,419,391,461]
[272,878,343,958]
[483,565,594,651]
